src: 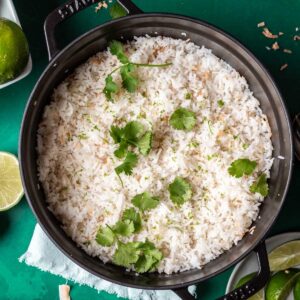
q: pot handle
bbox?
[172,242,270,300]
[44,0,143,60]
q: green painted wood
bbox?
[0,0,299,299]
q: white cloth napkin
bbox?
[19,225,196,300]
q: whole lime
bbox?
[0,18,29,84]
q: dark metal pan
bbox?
[19,0,294,299]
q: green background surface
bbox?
[0,0,300,299]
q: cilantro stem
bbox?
[108,62,172,77]
[131,62,172,68]
[117,173,124,187]
[108,65,123,76]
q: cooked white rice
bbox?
[37,36,273,274]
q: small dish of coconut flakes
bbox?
[37,36,273,274]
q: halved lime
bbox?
[235,272,264,300]
[265,269,300,300]
[294,278,300,300]
[0,152,23,211]
[269,240,300,272]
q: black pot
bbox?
[19,0,294,299]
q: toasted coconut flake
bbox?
[257,21,265,28]
[293,35,300,41]
[283,49,292,54]
[247,226,256,235]
[59,285,70,300]
[95,1,108,12]
[262,27,278,39]
[272,42,279,50]
[280,63,288,71]
[278,32,284,36]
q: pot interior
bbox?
[20,14,293,289]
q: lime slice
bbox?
[294,277,300,300]
[0,152,24,211]
[269,240,300,272]
[265,269,300,300]
[235,273,264,300]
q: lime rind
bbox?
[294,277,300,300]
[0,151,24,211]
[266,269,300,300]
[269,240,300,272]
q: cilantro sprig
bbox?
[103,40,172,101]
[228,158,257,178]
[110,121,152,158]
[250,173,269,197]
[95,206,163,273]
[113,240,163,273]
[132,192,160,212]
[96,207,142,246]
[168,177,193,205]
[170,108,196,131]
[111,121,153,182]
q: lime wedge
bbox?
[294,277,300,300]
[266,269,300,300]
[0,152,24,211]
[269,240,300,272]
[235,273,264,300]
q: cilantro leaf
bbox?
[122,208,142,232]
[132,192,160,212]
[113,242,141,268]
[135,255,156,273]
[110,125,124,143]
[120,64,138,92]
[168,177,192,205]
[113,219,135,236]
[103,75,118,101]
[228,158,257,178]
[114,140,128,159]
[136,131,152,155]
[112,240,163,272]
[137,246,163,273]
[250,173,269,197]
[109,40,129,64]
[217,99,224,107]
[110,121,144,157]
[109,2,127,19]
[115,151,138,176]
[96,225,115,246]
[123,121,144,143]
[110,121,153,158]
[134,241,163,273]
[170,108,196,131]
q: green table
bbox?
[1,0,300,299]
